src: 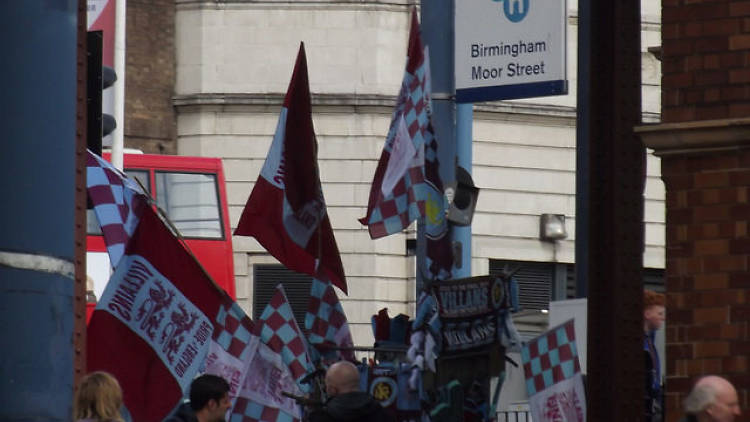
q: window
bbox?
[126,169,150,194]
[155,171,222,239]
[253,265,312,330]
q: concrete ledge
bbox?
[636,118,750,156]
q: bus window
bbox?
[155,171,223,239]
[125,169,150,194]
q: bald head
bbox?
[684,376,740,422]
[325,361,360,396]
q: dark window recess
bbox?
[406,238,417,256]
[644,268,665,292]
[564,265,664,297]
[566,264,576,299]
[490,260,554,311]
[253,265,312,330]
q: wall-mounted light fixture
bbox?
[539,213,567,241]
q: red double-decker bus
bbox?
[86,152,235,320]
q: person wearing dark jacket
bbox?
[644,289,666,422]
[308,361,395,422]
[164,374,231,422]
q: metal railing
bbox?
[496,409,532,422]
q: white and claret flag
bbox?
[86,149,147,268]
[87,206,304,422]
[521,319,586,422]
[359,9,432,239]
[305,277,355,363]
[234,43,347,294]
[256,284,314,393]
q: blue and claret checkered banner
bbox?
[521,319,586,422]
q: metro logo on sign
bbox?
[494,0,530,22]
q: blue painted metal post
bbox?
[420,0,473,284]
[418,0,456,292]
[454,103,473,279]
[0,2,78,420]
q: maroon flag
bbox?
[88,206,305,422]
[87,206,225,421]
[234,43,347,294]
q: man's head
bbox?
[325,361,360,397]
[644,289,666,332]
[190,374,232,422]
[684,375,741,422]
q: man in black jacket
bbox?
[164,374,231,422]
[308,361,395,422]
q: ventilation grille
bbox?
[253,265,312,329]
[490,260,553,311]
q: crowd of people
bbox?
[73,362,395,422]
[73,291,741,422]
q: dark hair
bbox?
[189,374,230,411]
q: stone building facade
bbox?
[122,1,664,353]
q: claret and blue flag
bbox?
[86,149,148,268]
[256,284,314,394]
[234,42,347,294]
[359,9,432,239]
[359,9,452,279]
[521,319,586,422]
[87,206,304,422]
[305,277,355,363]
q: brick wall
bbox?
[662,1,750,122]
[124,0,176,154]
[659,1,750,420]
[661,151,750,421]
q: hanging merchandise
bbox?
[360,362,424,422]
[433,276,510,353]
[497,277,523,353]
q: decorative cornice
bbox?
[173,92,396,108]
[175,0,416,12]
[635,118,750,156]
[174,92,659,125]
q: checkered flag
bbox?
[231,399,299,422]
[305,277,355,363]
[212,298,256,360]
[86,149,148,268]
[212,300,302,422]
[359,9,433,239]
[256,284,313,392]
[521,319,586,422]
